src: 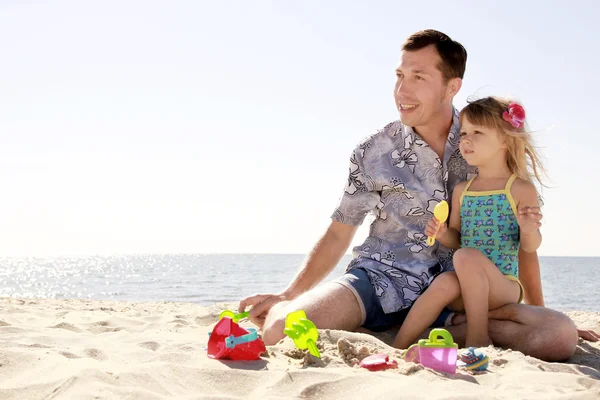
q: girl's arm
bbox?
[436,181,465,249]
[518,248,545,306]
[512,179,543,253]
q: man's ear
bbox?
[445,77,462,99]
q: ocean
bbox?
[0,254,598,312]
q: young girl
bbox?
[393,96,545,349]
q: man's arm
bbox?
[238,220,357,326]
[518,248,544,306]
[239,143,379,325]
[283,221,358,298]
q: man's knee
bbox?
[261,307,287,346]
[262,317,286,346]
[542,311,578,361]
[492,305,578,361]
[260,282,363,345]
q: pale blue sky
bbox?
[1,0,598,256]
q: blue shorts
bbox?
[334,267,453,332]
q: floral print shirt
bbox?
[331,109,474,313]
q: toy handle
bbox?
[307,339,321,358]
[219,310,250,323]
[427,223,441,246]
[225,329,258,349]
[427,235,436,246]
[429,328,453,345]
[235,311,250,321]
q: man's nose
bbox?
[396,80,412,97]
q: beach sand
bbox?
[0,298,599,399]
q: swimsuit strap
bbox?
[459,177,476,206]
[505,174,519,218]
[463,177,476,191]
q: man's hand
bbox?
[238,292,290,327]
[577,328,600,342]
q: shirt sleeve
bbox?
[331,147,381,226]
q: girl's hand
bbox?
[425,217,448,239]
[517,205,542,234]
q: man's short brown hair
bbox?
[402,29,467,81]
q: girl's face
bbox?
[459,117,507,167]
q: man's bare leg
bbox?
[443,303,578,362]
[261,282,363,345]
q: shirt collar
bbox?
[403,106,461,147]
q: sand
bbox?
[0,297,599,399]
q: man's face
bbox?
[394,45,453,127]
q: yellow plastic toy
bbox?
[427,200,449,246]
[283,310,321,358]
[219,310,249,323]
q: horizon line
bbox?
[0,252,597,259]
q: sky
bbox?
[1,0,598,257]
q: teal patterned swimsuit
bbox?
[459,174,520,278]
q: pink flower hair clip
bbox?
[502,103,526,128]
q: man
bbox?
[238,30,598,361]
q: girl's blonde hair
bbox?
[459,96,546,187]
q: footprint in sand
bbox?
[55,311,70,318]
[0,320,10,327]
[25,343,52,349]
[171,319,189,325]
[50,322,82,333]
[195,315,217,325]
[85,307,116,312]
[91,326,123,333]
[143,315,164,323]
[530,359,588,376]
[59,351,81,359]
[84,348,107,360]
[0,326,25,334]
[87,321,123,334]
[138,341,160,351]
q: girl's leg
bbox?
[393,271,461,349]
[453,248,521,347]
